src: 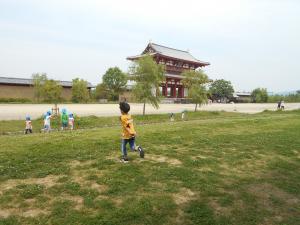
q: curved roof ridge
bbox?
[150,43,189,53]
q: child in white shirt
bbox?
[44,111,52,132]
[25,116,33,134]
[68,113,74,130]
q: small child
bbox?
[25,116,33,134]
[181,111,186,121]
[281,101,285,110]
[43,111,52,132]
[119,102,144,163]
[68,113,74,130]
[61,108,68,130]
[170,113,175,122]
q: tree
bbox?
[71,78,90,103]
[42,79,62,103]
[130,55,165,115]
[95,83,109,100]
[102,67,127,101]
[209,79,234,102]
[182,70,210,112]
[251,88,268,103]
[32,73,47,102]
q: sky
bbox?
[0,0,299,93]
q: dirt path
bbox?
[0,103,299,120]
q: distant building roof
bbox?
[234,92,251,97]
[0,76,94,88]
[127,42,210,66]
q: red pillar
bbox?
[165,79,168,97]
[173,81,177,98]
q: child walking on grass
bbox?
[68,113,74,130]
[119,102,144,163]
[43,111,52,132]
[61,108,68,130]
[25,116,32,134]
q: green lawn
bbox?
[0,110,299,225]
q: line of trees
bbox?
[251,88,300,103]
[32,73,91,103]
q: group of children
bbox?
[24,108,75,134]
[24,102,144,163]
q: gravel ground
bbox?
[0,103,299,120]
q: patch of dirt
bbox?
[0,209,12,218]
[112,198,123,207]
[171,188,197,224]
[173,187,195,205]
[149,181,166,189]
[68,160,96,169]
[60,194,84,210]
[0,175,61,195]
[0,208,49,218]
[71,168,107,194]
[22,209,48,217]
[146,154,182,166]
[191,155,208,160]
[248,183,299,207]
[209,199,232,216]
[90,183,108,193]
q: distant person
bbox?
[170,113,175,122]
[68,113,74,130]
[119,102,144,163]
[277,101,281,110]
[24,115,32,134]
[281,101,285,110]
[61,108,68,130]
[43,111,52,132]
[181,110,186,121]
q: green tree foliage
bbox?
[42,79,62,103]
[130,55,165,115]
[182,70,210,112]
[71,78,90,103]
[95,83,109,100]
[209,79,234,102]
[251,88,268,103]
[102,67,127,101]
[32,73,47,102]
[268,92,300,103]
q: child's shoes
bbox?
[120,156,129,163]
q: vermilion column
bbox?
[173,80,177,98]
[164,78,167,97]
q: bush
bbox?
[268,93,300,103]
[0,98,32,103]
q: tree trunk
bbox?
[143,102,146,115]
[194,103,198,112]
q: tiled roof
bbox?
[149,43,210,65]
[0,77,94,88]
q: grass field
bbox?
[0,110,299,225]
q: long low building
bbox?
[0,76,94,101]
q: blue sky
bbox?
[0,0,299,92]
